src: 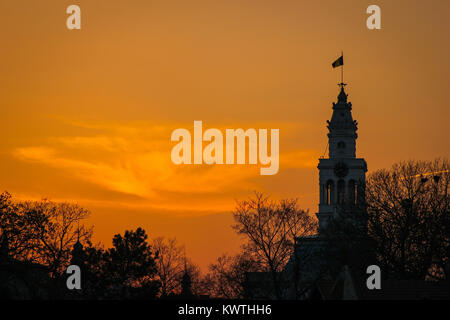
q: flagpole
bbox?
[341,51,344,84]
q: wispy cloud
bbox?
[12,119,319,212]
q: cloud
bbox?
[12,119,319,212]
[13,145,149,197]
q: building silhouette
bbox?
[316,84,367,230]
[244,83,450,300]
[245,84,367,299]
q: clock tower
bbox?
[317,84,367,230]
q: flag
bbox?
[332,55,344,68]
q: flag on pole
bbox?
[332,55,344,68]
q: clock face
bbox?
[334,162,349,178]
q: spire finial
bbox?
[338,85,348,103]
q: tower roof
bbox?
[329,86,356,131]
[327,84,359,159]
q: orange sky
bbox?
[1,0,449,271]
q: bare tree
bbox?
[366,159,449,280]
[0,192,44,261]
[232,192,318,298]
[206,252,261,299]
[0,194,92,277]
[22,199,92,277]
[185,260,208,297]
[151,237,185,297]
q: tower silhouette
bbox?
[317,85,367,230]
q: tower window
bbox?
[337,141,346,149]
[325,180,334,205]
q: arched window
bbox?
[337,180,345,205]
[321,184,326,204]
[337,141,346,149]
[326,180,334,205]
[348,180,357,205]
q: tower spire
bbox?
[316,66,367,230]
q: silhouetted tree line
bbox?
[0,194,202,299]
[1,159,448,299]
[366,159,449,280]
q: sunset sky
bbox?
[1,0,449,271]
